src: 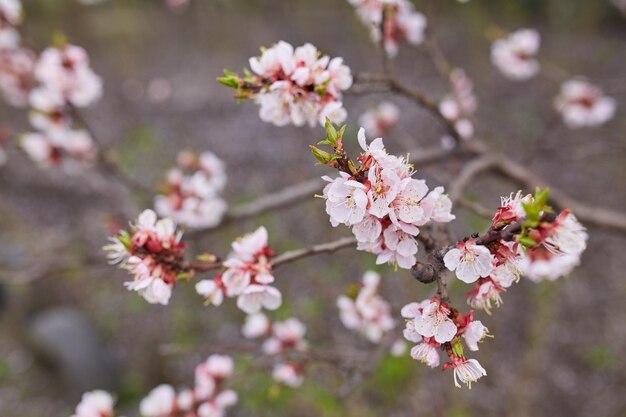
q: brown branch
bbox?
[269,237,357,268]
[70,106,154,198]
[180,236,357,275]
[447,155,499,203]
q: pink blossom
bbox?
[555,79,616,128]
[241,312,270,339]
[71,390,115,417]
[421,186,455,223]
[237,284,282,314]
[337,271,395,343]
[462,320,489,351]
[246,41,351,127]
[348,0,427,57]
[155,150,228,229]
[139,384,176,417]
[263,318,307,354]
[195,279,225,306]
[410,342,440,368]
[33,44,102,107]
[359,101,400,137]
[324,173,369,226]
[491,29,540,81]
[272,363,304,387]
[444,239,495,283]
[413,301,457,343]
[449,358,486,388]
[0,47,34,107]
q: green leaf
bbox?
[519,237,538,247]
[451,338,464,358]
[324,119,338,145]
[309,145,332,164]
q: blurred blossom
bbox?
[336,270,395,343]
[555,79,616,128]
[491,28,540,81]
[347,0,427,57]
[358,101,400,137]
[155,150,228,229]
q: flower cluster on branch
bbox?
[312,122,455,269]
[219,41,352,127]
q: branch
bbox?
[183,236,357,274]
[70,106,154,198]
[270,237,357,268]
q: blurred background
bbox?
[0,0,625,416]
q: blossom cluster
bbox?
[104,209,185,305]
[21,42,102,169]
[401,298,489,388]
[317,126,455,269]
[555,79,617,129]
[444,191,588,313]
[347,0,427,57]
[439,68,477,145]
[242,314,308,387]
[491,28,541,81]
[139,355,238,417]
[195,226,282,314]
[219,41,352,127]
[337,270,395,343]
[0,0,35,107]
[358,101,400,137]
[155,150,228,229]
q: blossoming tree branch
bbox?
[1,0,625,416]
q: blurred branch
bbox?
[70,106,154,198]
[270,236,357,268]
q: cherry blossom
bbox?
[272,363,304,388]
[71,390,115,417]
[323,173,369,226]
[491,28,540,81]
[140,384,176,417]
[222,41,352,127]
[347,0,427,57]
[241,312,271,339]
[262,318,307,355]
[446,357,487,388]
[319,127,455,269]
[413,300,458,343]
[444,239,496,284]
[359,101,400,137]
[410,342,440,368]
[155,150,228,229]
[136,355,238,417]
[336,271,395,343]
[32,44,102,108]
[104,209,185,305]
[0,47,34,107]
[555,79,616,128]
[20,129,96,169]
[462,320,489,351]
[439,68,477,141]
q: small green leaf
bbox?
[309,145,332,164]
[519,237,538,247]
[451,338,464,358]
